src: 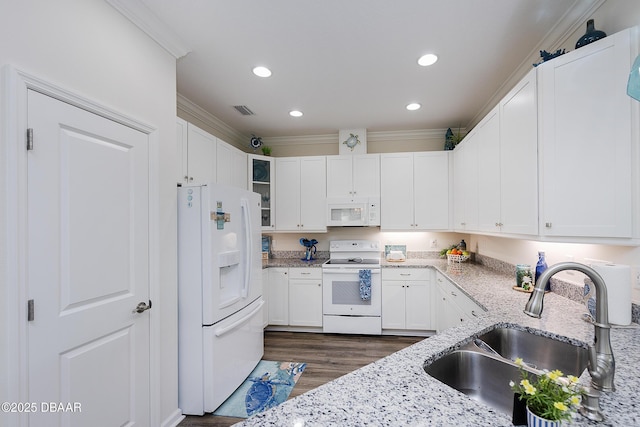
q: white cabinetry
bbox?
[476,107,501,232]
[499,69,538,235]
[538,28,634,239]
[216,139,247,189]
[177,118,217,184]
[326,154,380,198]
[267,268,288,326]
[275,156,326,232]
[262,268,269,328]
[435,272,483,332]
[453,134,479,231]
[248,154,275,230]
[381,152,450,230]
[381,269,433,331]
[288,268,323,327]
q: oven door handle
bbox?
[322,269,381,274]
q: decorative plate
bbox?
[343,133,360,151]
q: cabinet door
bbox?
[414,152,450,230]
[217,139,247,189]
[326,155,353,198]
[405,281,431,330]
[436,285,466,332]
[352,154,380,198]
[249,155,275,230]
[299,156,327,231]
[381,153,414,229]
[288,278,323,327]
[381,281,406,329]
[262,269,269,328]
[476,107,501,232]
[539,29,632,238]
[186,123,217,184]
[176,117,188,184]
[453,135,479,231]
[275,158,301,231]
[268,268,288,326]
[500,69,538,235]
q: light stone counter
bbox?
[241,260,640,426]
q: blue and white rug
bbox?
[213,360,307,419]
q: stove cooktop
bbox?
[323,258,380,266]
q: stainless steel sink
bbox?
[474,327,588,377]
[423,327,589,419]
[424,349,529,416]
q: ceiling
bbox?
[138,0,594,138]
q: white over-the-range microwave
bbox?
[326,197,380,227]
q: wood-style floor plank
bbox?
[178,331,425,427]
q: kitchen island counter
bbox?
[241,260,640,426]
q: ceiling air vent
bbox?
[233,105,255,116]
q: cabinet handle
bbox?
[189,177,194,181]
[471,310,478,317]
[317,283,321,286]
[301,272,310,275]
[184,175,189,180]
[545,222,552,228]
[450,291,457,297]
[400,273,411,276]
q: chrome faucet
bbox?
[524,262,615,422]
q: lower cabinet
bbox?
[262,268,269,328]
[381,269,433,331]
[267,268,289,326]
[267,267,323,328]
[435,272,483,332]
[288,268,323,327]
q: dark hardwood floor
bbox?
[178,331,425,427]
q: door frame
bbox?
[1,65,161,426]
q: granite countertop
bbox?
[247,259,640,426]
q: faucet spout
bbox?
[523,262,615,420]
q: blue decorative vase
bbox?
[575,19,606,49]
[526,406,560,427]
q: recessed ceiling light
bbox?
[406,103,421,111]
[252,66,272,77]
[289,110,303,117]
[417,54,438,67]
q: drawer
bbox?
[289,267,322,280]
[382,268,430,281]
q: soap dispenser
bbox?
[535,251,549,291]
[457,240,467,251]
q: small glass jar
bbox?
[516,264,533,289]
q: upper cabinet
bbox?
[453,134,479,232]
[381,152,450,230]
[326,154,380,199]
[248,154,275,230]
[177,119,216,185]
[275,156,327,232]
[499,69,538,236]
[538,28,635,239]
[216,138,247,189]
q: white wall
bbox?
[0,0,179,425]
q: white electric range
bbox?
[322,240,382,334]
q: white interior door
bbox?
[26,90,150,426]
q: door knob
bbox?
[133,300,152,314]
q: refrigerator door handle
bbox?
[240,197,252,298]
[214,299,264,337]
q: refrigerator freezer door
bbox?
[203,298,265,413]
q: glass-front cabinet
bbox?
[248,154,275,230]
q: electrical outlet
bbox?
[430,239,437,248]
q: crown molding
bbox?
[468,0,606,128]
[177,94,250,146]
[105,0,190,59]
[262,129,456,146]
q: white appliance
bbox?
[322,240,382,334]
[178,183,264,415]
[326,197,380,227]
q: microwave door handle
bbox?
[240,197,251,298]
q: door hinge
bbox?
[26,128,34,151]
[27,299,34,321]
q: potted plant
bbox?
[261,145,272,156]
[510,358,582,426]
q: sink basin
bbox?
[474,327,588,377]
[424,350,529,416]
[424,327,589,419]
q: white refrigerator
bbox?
[178,183,264,415]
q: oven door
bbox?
[322,268,381,316]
